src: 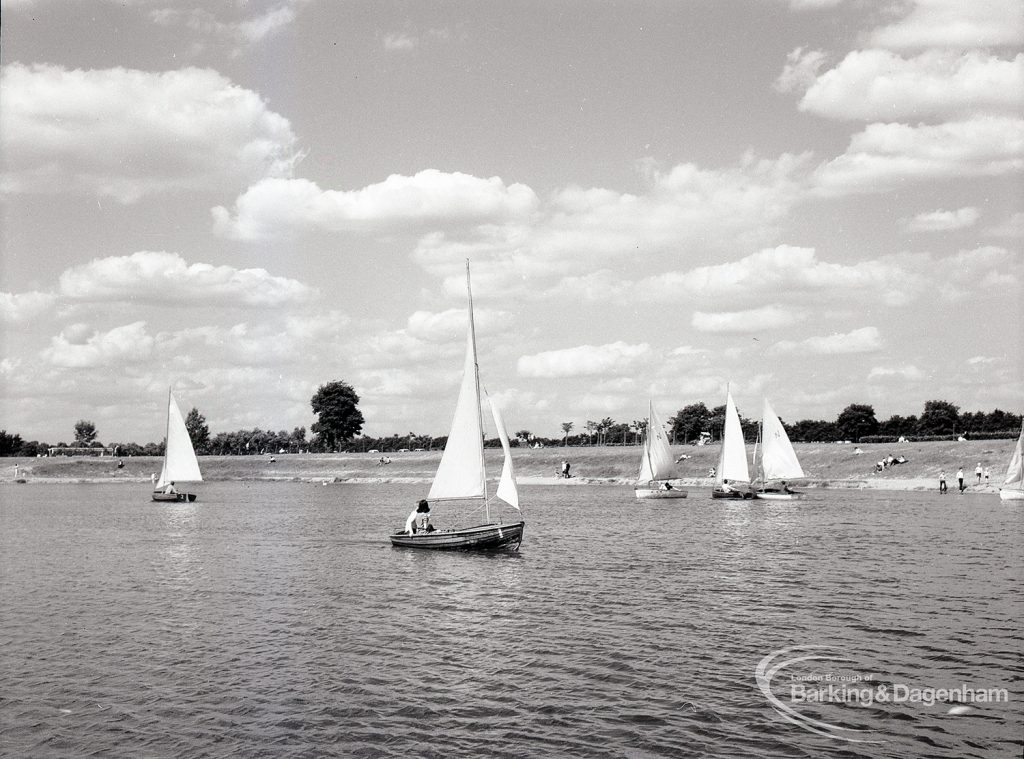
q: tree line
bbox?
[2,385,1020,458]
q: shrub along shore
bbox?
[3,438,1015,493]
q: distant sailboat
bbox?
[389,261,525,550]
[634,401,687,500]
[152,390,202,502]
[754,398,805,500]
[999,422,1024,502]
[712,387,752,499]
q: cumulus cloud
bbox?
[812,116,1024,195]
[902,207,980,232]
[0,290,56,323]
[212,171,539,240]
[771,326,883,355]
[42,321,155,368]
[0,64,299,203]
[774,48,829,93]
[58,251,315,307]
[796,50,1023,121]
[868,0,1024,50]
[691,306,804,334]
[517,342,651,378]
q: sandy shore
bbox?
[2,438,1014,494]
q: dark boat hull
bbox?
[711,488,752,499]
[152,492,198,503]
[389,521,524,550]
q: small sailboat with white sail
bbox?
[634,400,687,500]
[152,389,202,502]
[712,387,752,499]
[998,422,1024,502]
[753,398,805,500]
[389,261,524,550]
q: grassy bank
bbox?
[3,438,1015,493]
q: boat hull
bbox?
[755,490,803,501]
[152,491,197,503]
[999,488,1024,502]
[389,521,524,550]
[635,488,688,500]
[712,488,753,499]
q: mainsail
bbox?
[760,398,804,481]
[156,391,202,488]
[428,328,486,501]
[637,401,675,484]
[716,389,750,485]
[1003,423,1023,490]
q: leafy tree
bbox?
[0,430,24,457]
[185,408,210,454]
[310,381,365,451]
[74,420,98,446]
[560,421,574,446]
[878,414,916,437]
[836,404,878,442]
[918,400,960,436]
[789,419,842,443]
[669,402,711,444]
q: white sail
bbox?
[488,395,520,510]
[760,398,804,481]
[428,328,486,501]
[156,391,202,487]
[1002,423,1023,489]
[637,401,675,484]
[716,389,750,485]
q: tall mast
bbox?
[465,260,490,521]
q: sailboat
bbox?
[999,422,1024,502]
[389,261,525,550]
[712,387,752,499]
[152,389,202,502]
[634,400,687,499]
[753,398,805,500]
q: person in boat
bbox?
[720,479,734,493]
[782,481,794,494]
[163,481,177,494]
[662,481,674,490]
[405,499,434,535]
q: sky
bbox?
[1,0,1022,445]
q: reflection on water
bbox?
[0,481,1021,758]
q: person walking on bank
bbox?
[939,470,948,494]
[975,462,983,484]
[957,467,965,493]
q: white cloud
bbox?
[902,207,980,232]
[42,321,155,368]
[774,48,829,93]
[771,326,883,355]
[691,306,804,333]
[58,251,315,307]
[0,64,299,203]
[0,291,56,323]
[148,2,304,47]
[212,171,539,240]
[383,33,417,51]
[869,0,1024,50]
[797,50,1023,121]
[517,342,651,378]
[867,365,926,381]
[812,116,1024,195]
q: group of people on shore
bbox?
[938,463,990,493]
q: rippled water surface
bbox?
[2,482,1022,758]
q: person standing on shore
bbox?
[975,462,982,484]
[957,467,965,492]
[939,470,947,494]
[984,467,990,486]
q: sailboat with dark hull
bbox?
[389,262,524,550]
[711,387,753,499]
[152,389,202,502]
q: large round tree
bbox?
[310,381,365,451]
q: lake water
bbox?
[1,482,1021,758]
